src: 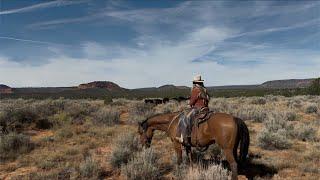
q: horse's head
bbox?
[138,121,153,148]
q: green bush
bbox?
[0,133,34,160]
[121,148,161,180]
[308,78,320,95]
[104,96,113,105]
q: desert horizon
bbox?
[1,0,320,180]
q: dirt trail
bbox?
[0,166,38,180]
[119,111,129,124]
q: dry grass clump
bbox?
[251,97,267,105]
[56,126,74,139]
[121,148,161,180]
[300,144,320,173]
[128,101,155,123]
[110,133,141,168]
[176,164,231,180]
[92,106,120,126]
[0,132,34,160]
[79,157,102,178]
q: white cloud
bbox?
[1,25,320,88]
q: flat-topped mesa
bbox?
[78,81,124,91]
[0,84,13,94]
[158,84,190,90]
[261,78,314,89]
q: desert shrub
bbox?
[121,148,161,180]
[37,159,57,170]
[29,99,65,119]
[236,107,268,122]
[257,129,291,150]
[173,163,189,179]
[209,99,268,122]
[104,96,113,105]
[110,133,141,168]
[0,133,34,160]
[155,101,188,114]
[257,111,294,150]
[251,97,267,105]
[155,101,179,114]
[264,112,294,133]
[265,95,279,102]
[128,102,155,123]
[305,104,318,114]
[0,105,37,132]
[92,107,120,126]
[64,101,100,119]
[287,98,302,109]
[285,111,297,121]
[79,157,102,178]
[56,126,73,139]
[308,77,320,95]
[293,123,317,141]
[178,164,231,180]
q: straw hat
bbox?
[193,75,204,82]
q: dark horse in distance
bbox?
[138,112,250,180]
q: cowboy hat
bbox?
[193,75,204,82]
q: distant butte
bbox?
[78,81,126,91]
[0,84,13,94]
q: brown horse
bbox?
[137,112,250,180]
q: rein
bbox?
[167,112,183,132]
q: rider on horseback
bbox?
[177,75,210,146]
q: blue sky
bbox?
[0,0,319,88]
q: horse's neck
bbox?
[147,119,169,132]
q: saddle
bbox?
[193,107,213,125]
[176,107,213,147]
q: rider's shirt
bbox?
[189,85,209,109]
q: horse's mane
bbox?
[140,111,182,130]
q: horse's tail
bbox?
[235,117,250,164]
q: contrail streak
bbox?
[0,0,87,15]
[0,36,70,46]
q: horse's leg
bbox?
[224,149,238,180]
[185,146,193,166]
[173,141,182,164]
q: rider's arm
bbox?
[189,88,200,107]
